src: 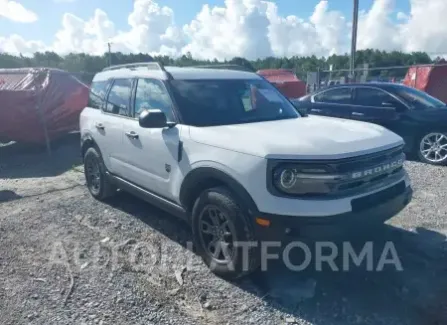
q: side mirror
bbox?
[139,109,168,128]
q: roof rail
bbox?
[193,64,255,72]
[102,61,173,79]
[102,62,167,72]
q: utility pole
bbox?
[350,0,359,82]
[107,42,112,66]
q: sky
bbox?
[0,0,445,60]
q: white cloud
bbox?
[0,34,44,55]
[2,0,447,59]
[112,0,186,55]
[51,9,116,55]
[266,0,350,58]
[399,0,447,54]
[0,0,38,23]
[357,0,400,51]
[182,0,273,60]
[396,11,408,21]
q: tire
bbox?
[83,147,116,200]
[416,131,447,166]
[191,186,260,279]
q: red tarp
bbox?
[257,69,306,99]
[0,68,89,144]
[403,65,447,103]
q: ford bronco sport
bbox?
[80,62,413,278]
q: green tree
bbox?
[0,49,437,83]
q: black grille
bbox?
[351,181,406,212]
[331,146,405,194]
[336,166,403,192]
[327,145,404,173]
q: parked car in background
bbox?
[0,68,89,144]
[295,83,447,165]
[257,69,306,100]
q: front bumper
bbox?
[255,181,413,240]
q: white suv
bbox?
[80,62,413,278]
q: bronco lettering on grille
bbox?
[351,159,404,179]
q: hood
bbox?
[188,116,404,160]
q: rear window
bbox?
[104,79,132,116]
[168,79,299,127]
[88,80,110,109]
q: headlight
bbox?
[279,169,297,189]
[272,164,341,196]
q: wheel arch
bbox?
[80,132,101,161]
[179,167,259,217]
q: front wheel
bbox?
[417,131,447,165]
[191,187,260,279]
[83,147,116,200]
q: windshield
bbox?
[393,86,446,109]
[168,79,299,126]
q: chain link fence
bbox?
[21,62,447,102]
[305,63,447,99]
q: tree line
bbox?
[0,49,441,83]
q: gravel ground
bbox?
[1,135,446,325]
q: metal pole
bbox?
[107,42,112,66]
[316,67,321,90]
[350,0,359,82]
[329,64,333,84]
[414,66,418,89]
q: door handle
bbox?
[125,131,139,139]
[311,108,322,113]
[95,123,105,130]
[352,112,364,116]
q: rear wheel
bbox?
[191,187,260,279]
[83,147,116,200]
[417,131,447,165]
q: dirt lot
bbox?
[1,135,446,325]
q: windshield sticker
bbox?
[241,89,255,111]
[258,89,283,102]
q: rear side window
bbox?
[88,80,110,109]
[314,88,352,104]
[104,79,132,116]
